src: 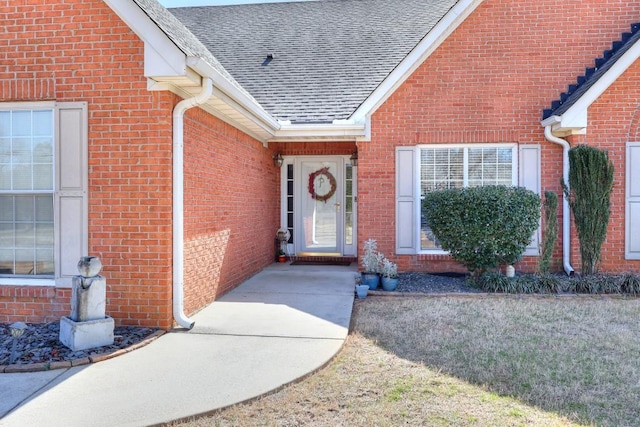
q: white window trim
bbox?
[0,101,56,110]
[0,101,87,288]
[626,142,640,260]
[0,102,56,286]
[416,143,518,254]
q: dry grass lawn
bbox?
[174,296,640,427]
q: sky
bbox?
[158,0,318,7]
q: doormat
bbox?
[290,260,352,266]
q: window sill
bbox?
[418,250,450,256]
[0,278,56,287]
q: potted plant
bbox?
[275,228,290,263]
[381,258,399,291]
[355,277,369,299]
[361,239,382,290]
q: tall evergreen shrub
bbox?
[562,145,614,276]
[539,190,558,274]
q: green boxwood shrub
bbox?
[423,185,540,278]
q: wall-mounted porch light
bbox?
[350,150,358,167]
[273,152,284,167]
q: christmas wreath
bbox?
[308,166,337,203]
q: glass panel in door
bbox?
[299,159,341,254]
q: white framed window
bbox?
[0,108,55,277]
[396,144,539,255]
[419,144,517,251]
[0,102,87,286]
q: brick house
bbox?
[1,0,639,329]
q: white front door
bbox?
[281,156,356,256]
[299,158,341,254]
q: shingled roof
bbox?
[543,22,640,120]
[170,0,459,124]
[131,0,258,104]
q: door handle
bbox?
[335,202,341,212]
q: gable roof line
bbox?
[105,0,372,142]
[350,0,484,125]
[186,57,281,132]
[105,0,282,143]
[542,23,640,135]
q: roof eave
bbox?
[104,0,383,144]
[271,122,366,142]
[542,35,640,137]
[187,57,281,137]
[540,114,587,137]
[350,0,484,124]
[105,0,279,144]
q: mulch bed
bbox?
[1,323,163,372]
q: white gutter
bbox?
[186,57,280,135]
[172,77,214,329]
[272,122,366,142]
[543,125,575,276]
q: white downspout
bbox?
[543,125,575,276]
[172,77,214,329]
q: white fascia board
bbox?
[103,0,188,78]
[187,57,280,135]
[350,0,484,124]
[552,37,640,134]
[272,123,366,142]
[540,111,587,136]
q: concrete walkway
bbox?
[0,263,357,427]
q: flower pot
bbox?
[506,265,515,277]
[381,276,399,291]
[361,272,380,290]
[278,255,286,263]
[355,284,369,299]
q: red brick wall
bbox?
[361,0,640,274]
[0,287,71,324]
[0,0,175,327]
[182,107,280,315]
[0,0,280,328]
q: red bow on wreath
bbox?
[308,167,337,203]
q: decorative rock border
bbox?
[0,330,165,373]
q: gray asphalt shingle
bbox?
[132,0,260,104]
[170,0,459,124]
